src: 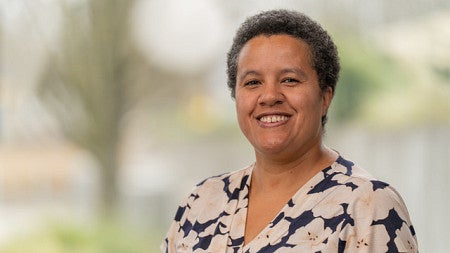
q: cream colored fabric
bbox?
[162,156,418,253]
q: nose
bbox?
[258,83,284,106]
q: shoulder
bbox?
[196,165,252,187]
[330,156,418,252]
[193,165,252,198]
[174,165,251,220]
[331,157,408,212]
[162,165,252,251]
[329,156,410,217]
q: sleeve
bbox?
[160,207,179,252]
[160,182,203,253]
[160,237,169,253]
[340,180,418,253]
[160,193,194,253]
[160,217,180,253]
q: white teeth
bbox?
[260,115,289,123]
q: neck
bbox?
[252,144,338,193]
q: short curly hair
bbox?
[226,10,340,126]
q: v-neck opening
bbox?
[240,157,340,251]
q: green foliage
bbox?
[330,35,407,123]
[0,222,160,253]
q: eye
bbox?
[244,80,261,86]
[281,78,299,84]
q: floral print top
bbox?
[161,156,418,252]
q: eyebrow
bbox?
[280,68,308,80]
[237,70,260,83]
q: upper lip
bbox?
[255,111,292,120]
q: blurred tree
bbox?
[37,0,206,219]
[38,0,137,218]
[331,36,406,123]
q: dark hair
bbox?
[226,9,340,126]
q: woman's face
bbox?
[235,34,332,160]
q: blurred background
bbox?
[0,0,449,252]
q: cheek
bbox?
[235,94,254,131]
[235,91,251,114]
[291,93,323,119]
[235,97,246,122]
[235,96,243,113]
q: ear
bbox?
[321,87,333,117]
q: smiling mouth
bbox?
[259,115,290,123]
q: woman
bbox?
[162,10,418,252]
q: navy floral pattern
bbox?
[162,156,418,252]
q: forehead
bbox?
[237,34,313,71]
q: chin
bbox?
[256,141,287,155]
